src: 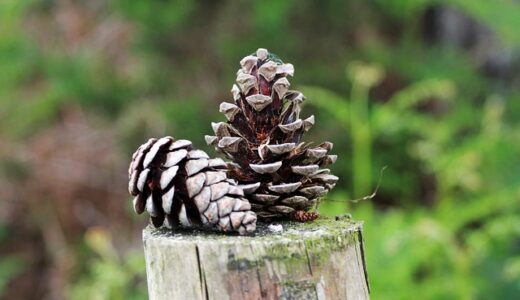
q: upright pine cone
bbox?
[128,136,257,235]
[206,48,338,220]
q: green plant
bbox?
[0,225,26,297]
[302,63,456,204]
[68,227,147,300]
[304,60,520,298]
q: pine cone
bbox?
[128,136,257,235]
[206,48,338,220]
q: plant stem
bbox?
[350,80,371,197]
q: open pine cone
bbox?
[206,48,338,221]
[128,136,257,235]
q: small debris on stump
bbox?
[267,223,283,233]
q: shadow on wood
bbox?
[143,218,369,300]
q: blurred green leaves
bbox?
[452,0,520,45]
[68,227,146,300]
[114,0,195,35]
[0,225,26,298]
[0,256,26,297]
[302,64,456,202]
[306,46,519,299]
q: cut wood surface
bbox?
[143,218,369,300]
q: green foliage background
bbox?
[0,0,519,299]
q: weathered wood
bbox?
[143,218,369,300]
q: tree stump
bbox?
[142,218,369,300]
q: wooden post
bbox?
[142,218,369,300]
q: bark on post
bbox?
[142,218,369,300]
